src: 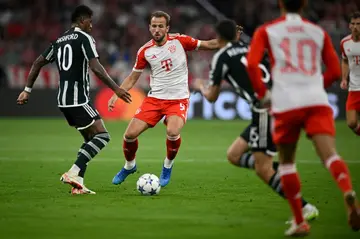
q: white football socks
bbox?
[164,157,174,169]
[69,164,80,175]
[124,159,136,170]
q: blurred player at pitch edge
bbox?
[195,19,319,225]
[108,11,233,187]
[17,5,131,194]
[246,0,360,237]
[340,12,360,136]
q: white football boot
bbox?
[60,172,83,189]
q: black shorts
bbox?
[240,110,277,156]
[59,103,101,130]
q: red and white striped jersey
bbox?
[340,35,360,91]
[247,13,340,113]
[133,35,201,100]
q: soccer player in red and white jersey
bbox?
[340,12,360,135]
[246,0,360,236]
[108,11,221,187]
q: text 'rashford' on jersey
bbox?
[341,35,360,91]
[209,40,271,110]
[248,14,336,113]
[133,35,201,100]
[42,27,99,107]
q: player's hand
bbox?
[259,90,271,108]
[16,91,30,105]
[192,78,204,93]
[115,88,132,104]
[236,25,243,41]
[340,80,348,90]
[108,94,118,112]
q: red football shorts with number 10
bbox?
[134,97,189,127]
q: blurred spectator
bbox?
[0,0,357,86]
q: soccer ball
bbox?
[136,173,161,196]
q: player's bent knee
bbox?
[166,127,181,137]
[347,119,357,129]
[124,130,140,140]
[226,150,239,165]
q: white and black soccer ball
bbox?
[136,173,161,196]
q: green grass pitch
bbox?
[0,119,359,239]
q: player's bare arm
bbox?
[16,55,49,105]
[341,58,350,89]
[194,79,221,102]
[198,25,242,50]
[108,70,142,111]
[198,39,220,50]
[89,58,131,103]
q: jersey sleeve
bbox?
[322,31,341,88]
[41,43,55,62]
[177,35,201,51]
[246,26,269,99]
[133,48,148,72]
[81,35,99,60]
[209,52,227,86]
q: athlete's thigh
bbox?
[248,110,277,157]
[305,106,335,138]
[227,136,249,160]
[134,97,163,127]
[59,102,101,131]
[272,109,304,145]
[124,118,150,139]
[346,91,360,112]
[163,99,189,125]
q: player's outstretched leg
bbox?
[254,153,319,224]
[160,115,184,187]
[227,137,318,223]
[312,135,360,231]
[112,118,149,185]
[278,143,310,237]
[160,135,181,187]
[60,120,110,193]
[112,137,138,184]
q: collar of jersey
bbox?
[285,13,302,21]
[152,34,170,47]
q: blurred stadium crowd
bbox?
[0,0,358,87]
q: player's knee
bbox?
[124,130,139,140]
[166,127,180,137]
[226,149,239,165]
[347,118,358,129]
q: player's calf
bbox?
[67,132,111,181]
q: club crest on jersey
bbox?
[168,45,176,53]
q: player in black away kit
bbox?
[195,19,319,223]
[17,5,131,194]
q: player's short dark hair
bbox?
[281,0,306,13]
[150,11,171,26]
[215,19,237,42]
[350,11,360,21]
[71,5,93,23]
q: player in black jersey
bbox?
[16,5,131,194]
[195,19,319,223]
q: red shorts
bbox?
[272,105,335,144]
[134,97,189,127]
[346,91,360,111]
